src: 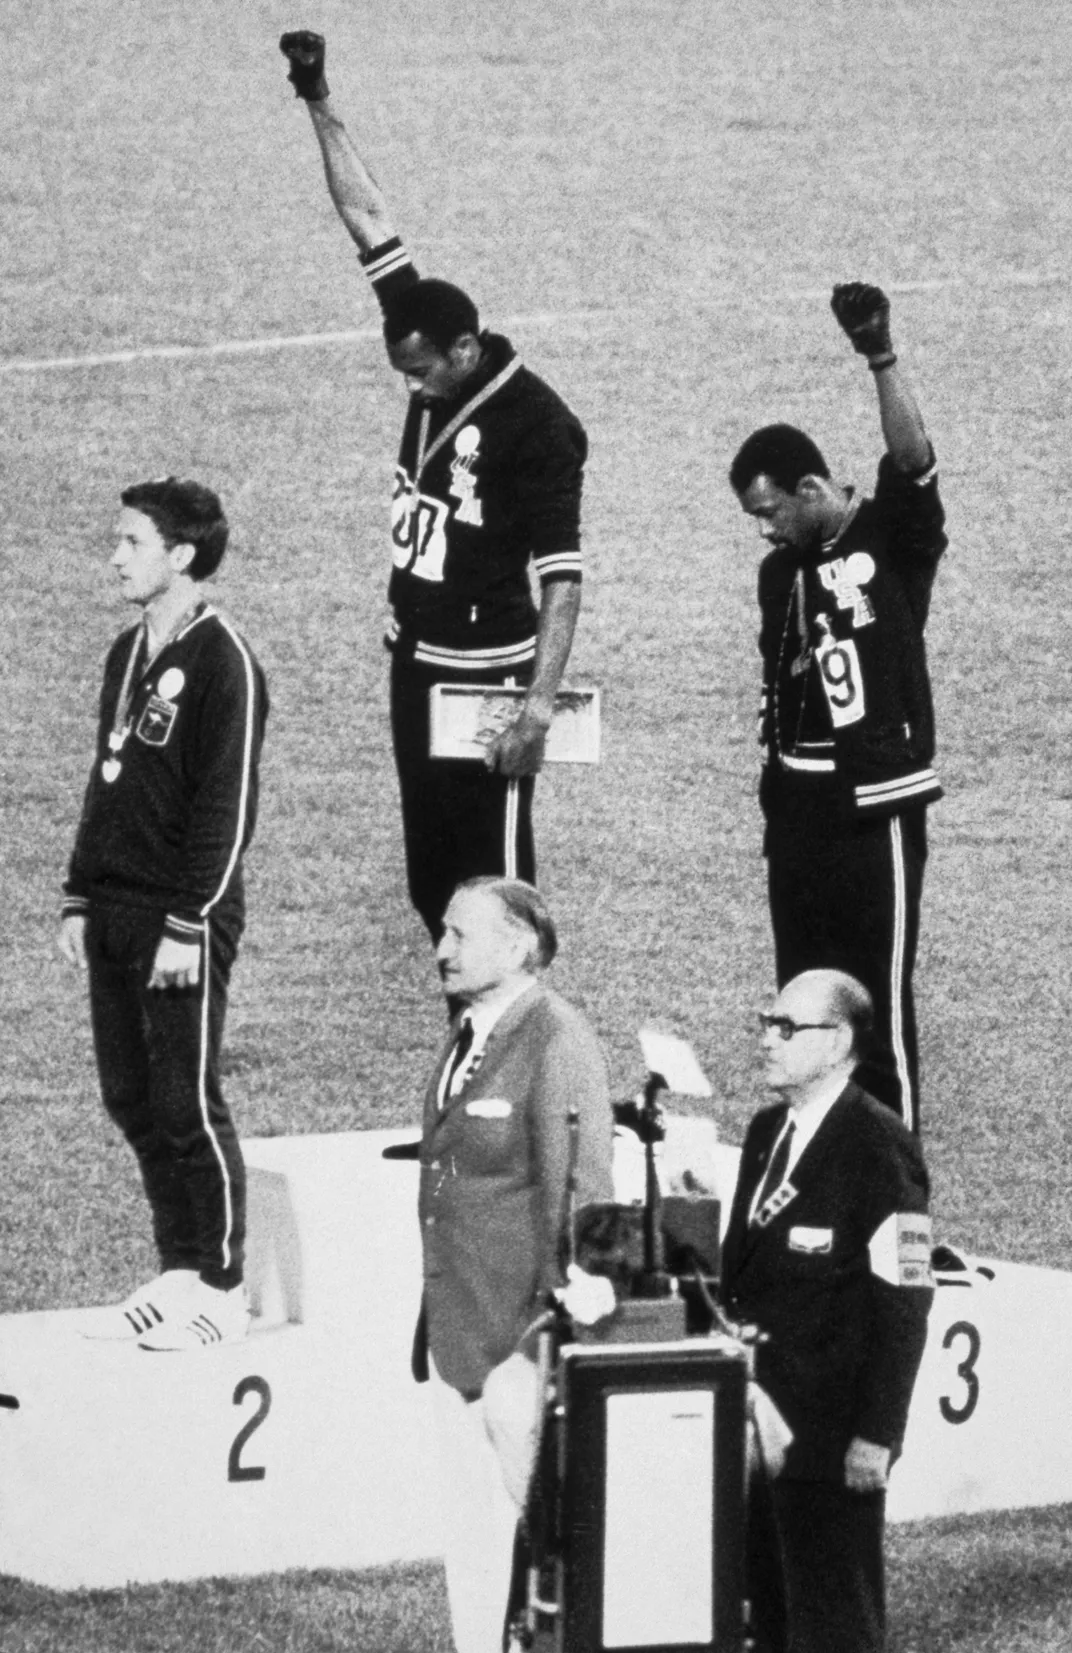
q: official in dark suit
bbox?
[417,876,614,1653]
[721,969,933,1653]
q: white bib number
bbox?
[391,473,449,583]
[815,627,865,728]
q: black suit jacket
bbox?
[721,1081,933,1482]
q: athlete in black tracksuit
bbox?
[280,32,587,940]
[369,241,586,936]
[63,525,268,1303]
[732,285,946,1132]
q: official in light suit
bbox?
[417,876,614,1653]
[721,970,933,1653]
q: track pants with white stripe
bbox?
[765,803,927,1133]
[85,901,246,1290]
[390,657,536,940]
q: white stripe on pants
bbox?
[428,1352,539,1653]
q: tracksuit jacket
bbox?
[759,453,947,824]
[63,604,268,940]
[360,237,588,672]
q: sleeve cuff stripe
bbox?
[534,553,582,573]
[363,249,416,285]
[367,253,415,281]
[166,916,203,937]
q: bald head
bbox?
[793,970,874,1059]
[761,970,873,1104]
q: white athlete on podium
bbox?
[58,478,269,1352]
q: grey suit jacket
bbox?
[417,982,613,1395]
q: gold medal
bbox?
[102,758,121,783]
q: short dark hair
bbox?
[120,478,229,581]
[729,424,830,496]
[458,876,558,970]
[382,278,481,353]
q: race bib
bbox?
[391,469,450,583]
[815,616,865,728]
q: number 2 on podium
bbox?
[228,1375,272,1482]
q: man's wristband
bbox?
[867,352,898,373]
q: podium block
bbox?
[655,1141,1072,1523]
[888,1254,1072,1521]
[0,1130,441,1589]
[6,1128,1072,1591]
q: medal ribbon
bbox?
[103,602,205,772]
[412,355,523,483]
[107,623,148,759]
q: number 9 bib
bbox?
[815,618,866,729]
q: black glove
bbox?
[831,282,893,361]
[280,30,329,101]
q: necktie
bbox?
[439,1016,475,1108]
[750,1120,796,1226]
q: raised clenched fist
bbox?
[279,30,329,102]
[830,283,893,360]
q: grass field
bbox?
[3,0,1072,1646]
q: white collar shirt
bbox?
[442,978,538,1104]
[784,1071,851,1174]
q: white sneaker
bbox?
[138,1282,250,1351]
[78,1269,199,1341]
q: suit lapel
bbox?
[783,1082,856,1187]
[732,1085,857,1265]
[431,983,541,1129]
[726,1107,787,1266]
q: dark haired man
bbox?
[279,32,589,942]
[59,479,269,1351]
[730,286,947,1133]
[417,876,614,1653]
[721,969,933,1653]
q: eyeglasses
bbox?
[758,1013,839,1042]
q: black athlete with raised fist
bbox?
[278,30,589,946]
[728,287,947,1134]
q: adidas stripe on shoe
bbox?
[138,1283,250,1352]
[78,1269,199,1342]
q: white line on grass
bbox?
[0,310,620,376]
[792,272,1066,301]
[1,272,1063,376]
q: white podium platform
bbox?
[0,1130,440,1589]
[889,1252,1072,1521]
[3,1127,1072,1589]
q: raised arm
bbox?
[280,31,398,255]
[830,283,933,476]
